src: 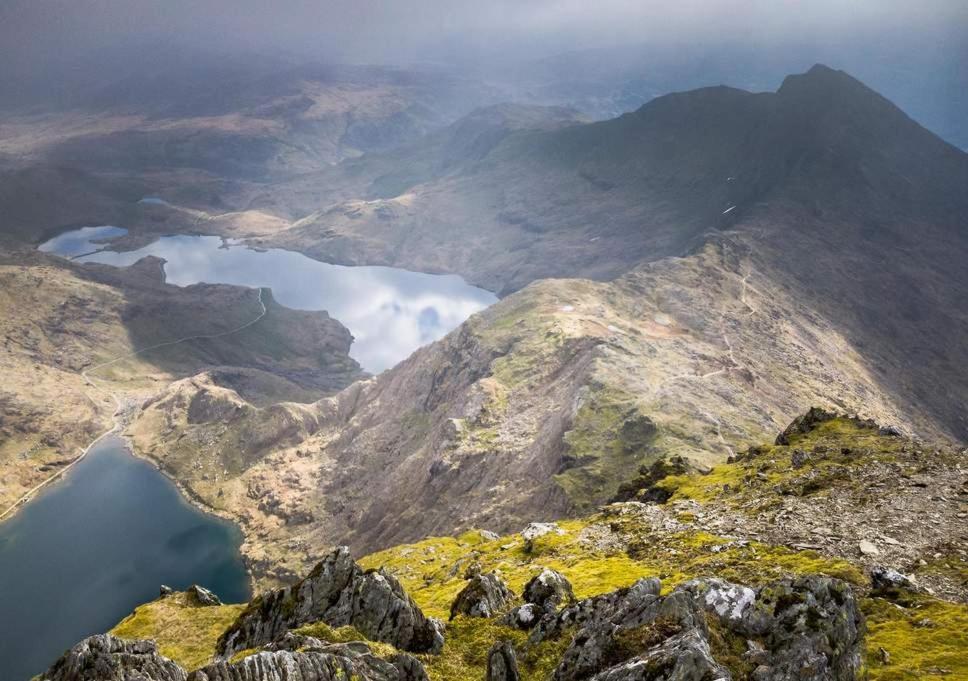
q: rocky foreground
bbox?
[37,411,967,680]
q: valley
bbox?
[0,58,965,681]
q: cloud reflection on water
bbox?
[54,233,495,373]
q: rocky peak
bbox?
[216,546,444,659]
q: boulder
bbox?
[188,585,222,606]
[487,641,521,681]
[521,522,565,546]
[450,572,514,619]
[522,568,575,611]
[685,576,864,681]
[159,585,175,597]
[503,603,543,630]
[39,634,187,681]
[216,547,444,660]
[870,566,915,592]
[775,407,838,445]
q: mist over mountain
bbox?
[1,4,966,681]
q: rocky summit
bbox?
[35,416,968,680]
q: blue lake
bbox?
[40,227,497,373]
[0,436,250,681]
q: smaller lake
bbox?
[0,436,250,681]
[40,228,497,373]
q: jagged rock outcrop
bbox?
[523,568,575,611]
[194,639,428,681]
[187,585,222,606]
[39,634,187,681]
[532,576,863,681]
[450,572,515,619]
[505,568,575,629]
[486,641,521,681]
[217,547,444,659]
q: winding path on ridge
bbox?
[652,263,765,456]
[0,288,268,522]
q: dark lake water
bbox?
[41,227,497,373]
[0,436,250,680]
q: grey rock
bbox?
[450,572,514,619]
[722,576,863,681]
[39,634,187,681]
[586,630,728,681]
[159,585,175,597]
[192,644,427,681]
[775,407,838,445]
[531,578,663,645]
[502,603,543,630]
[871,566,915,592]
[538,575,861,681]
[790,448,810,469]
[520,522,565,549]
[522,568,575,611]
[188,585,222,606]
[217,547,444,660]
[487,641,521,681]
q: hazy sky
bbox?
[2,0,966,70]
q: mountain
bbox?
[84,66,966,589]
[0,246,362,516]
[38,413,968,680]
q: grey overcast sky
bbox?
[2,0,967,70]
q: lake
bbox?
[0,436,250,681]
[42,227,497,373]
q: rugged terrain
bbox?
[41,413,968,680]
[2,66,957,588]
[0,244,362,517]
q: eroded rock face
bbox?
[217,547,444,659]
[534,576,862,681]
[450,572,515,619]
[39,634,187,681]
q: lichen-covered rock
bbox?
[487,641,521,681]
[537,576,862,681]
[187,584,222,606]
[520,522,565,546]
[522,568,575,611]
[870,566,915,592]
[682,576,864,681]
[775,407,838,445]
[216,547,444,659]
[503,603,543,630]
[450,572,514,619]
[586,630,727,681]
[40,634,187,681]
[192,644,427,681]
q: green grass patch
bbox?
[863,593,968,680]
[110,592,246,670]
